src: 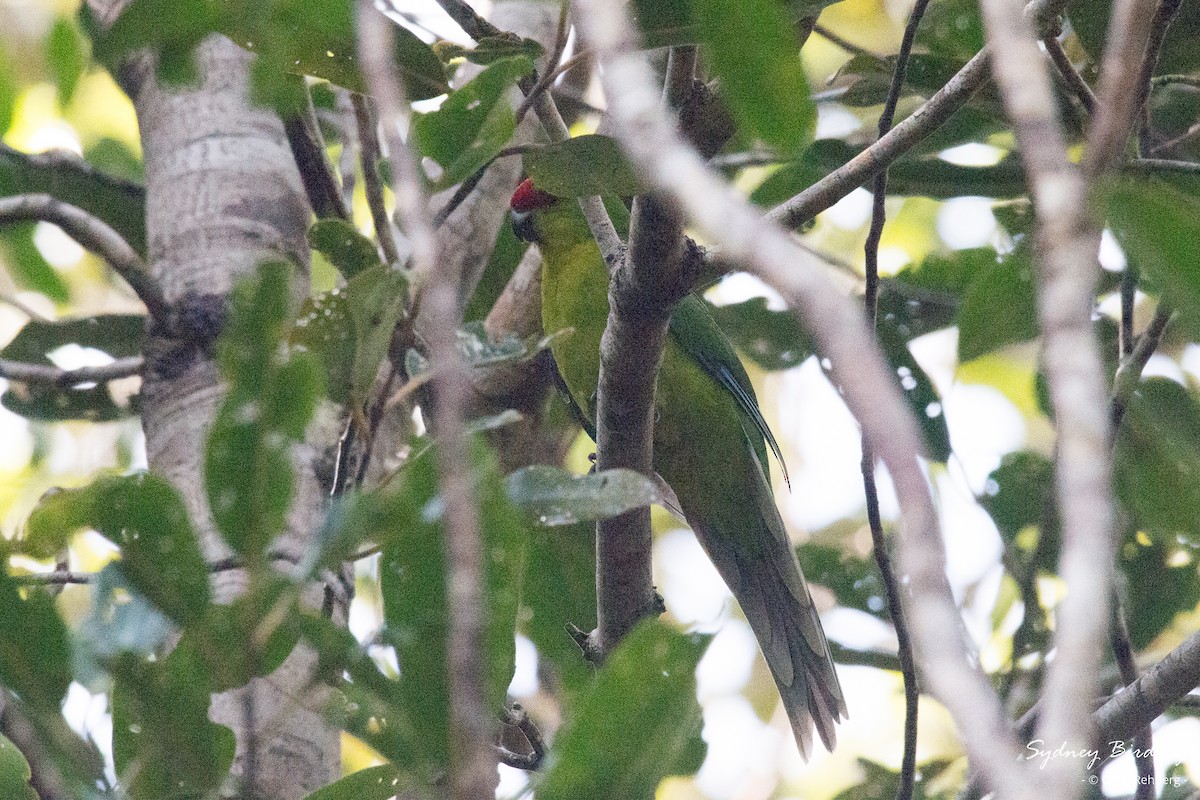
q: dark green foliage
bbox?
[534,621,709,800]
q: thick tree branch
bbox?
[356,6,494,800]
[571,3,1033,797]
[284,88,350,222]
[0,194,168,323]
[1094,629,1200,754]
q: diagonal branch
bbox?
[0,356,143,386]
[0,194,169,324]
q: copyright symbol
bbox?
[1089,775,1099,785]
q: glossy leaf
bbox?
[956,246,1037,362]
[1107,179,1200,338]
[207,262,323,558]
[90,473,212,627]
[506,465,664,525]
[0,734,37,800]
[74,565,174,682]
[1114,379,1200,545]
[523,135,645,198]
[0,314,145,421]
[293,264,406,408]
[111,646,236,800]
[307,219,383,279]
[413,56,532,190]
[301,765,403,800]
[694,0,814,154]
[535,621,709,800]
[0,566,72,712]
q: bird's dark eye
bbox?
[511,210,538,242]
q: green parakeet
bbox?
[510,179,847,757]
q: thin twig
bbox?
[572,2,1032,796]
[767,49,992,231]
[356,6,494,800]
[512,0,574,126]
[497,704,546,771]
[1042,35,1098,115]
[1132,0,1184,155]
[352,94,402,266]
[812,23,882,59]
[432,0,503,40]
[0,355,143,386]
[1110,305,1173,428]
[1127,157,1200,174]
[861,4,930,798]
[0,195,169,323]
[1110,590,1154,800]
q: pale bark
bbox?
[108,26,340,799]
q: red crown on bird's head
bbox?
[510,178,558,213]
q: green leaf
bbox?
[520,522,596,697]
[0,733,38,800]
[0,144,146,254]
[87,473,211,627]
[535,621,709,800]
[0,223,69,303]
[463,216,528,323]
[522,135,645,198]
[916,0,985,61]
[111,646,236,800]
[47,17,89,108]
[694,0,814,154]
[308,219,383,279]
[412,56,532,190]
[379,441,527,783]
[1071,0,1200,77]
[1107,179,1200,338]
[877,321,951,462]
[207,261,323,559]
[292,264,406,408]
[796,543,889,621]
[956,246,1037,362]
[0,565,72,712]
[706,296,814,371]
[1119,535,1200,649]
[19,486,96,560]
[0,37,18,136]
[93,0,450,100]
[630,0,698,48]
[301,765,403,800]
[979,451,1054,543]
[506,465,664,525]
[1114,379,1200,546]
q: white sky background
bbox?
[7,1,1198,798]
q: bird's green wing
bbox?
[668,295,790,488]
